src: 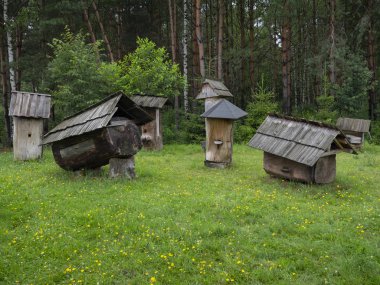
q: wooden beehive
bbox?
[43,92,153,177]
[336,117,371,149]
[201,99,247,168]
[131,95,168,150]
[9,91,51,161]
[248,114,356,184]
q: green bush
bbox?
[44,28,117,122]
[118,38,185,97]
[245,80,279,130]
[369,121,380,145]
[162,109,205,144]
[234,123,254,144]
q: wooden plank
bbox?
[314,155,336,184]
[205,118,232,164]
[13,117,44,161]
[320,150,341,157]
[263,152,313,183]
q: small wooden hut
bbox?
[201,99,247,168]
[42,91,153,178]
[196,79,233,111]
[248,114,356,184]
[9,91,51,161]
[131,95,168,150]
[336,117,371,148]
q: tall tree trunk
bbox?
[82,1,97,44]
[15,25,22,91]
[115,9,122,60]
[82,1,100,62]
[0,33,11,145]
[311,0,319,102]
[239,0,246,107]
[183,0,189,112]
[168,0,179,130]
[168,0,177,63]
[367,0,376,120]
[3,0,15,91]
[328,0,336,88]
[224,0,230,86]
[195,0,205,78]
[248,0,255,89]
[192,0,200,98]
[92,0,114,62]
[281,0,291,115]
[216,0,224,80]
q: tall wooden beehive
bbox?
[9,91,51,161]
[201,99,247,168]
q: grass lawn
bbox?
[0,144,379,285]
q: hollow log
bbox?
[52,119,141,171]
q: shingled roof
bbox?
[9,91,51,119]
[196,79,233,99]
[43,91,152,145]
[201,99,247,120]
[248,114,355,167]
[131,94,168,109]
[336,117,371,133]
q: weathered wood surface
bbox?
[264,152,313,182]
[13,117,44,160]
[336,117,371,133]
[314,155,336,184]
[263,152,337,184]
[52,119,142,171]
[248,115,354,167]
[195,79,233,100]
[9,91,51,119]
[109,157,136,179]
[43,92,153,145]
[140,108,163,150]
[204,97,220,111]
[205,118,232,166]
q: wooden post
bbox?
[109,156,136,179]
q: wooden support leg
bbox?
[109,157,136,179]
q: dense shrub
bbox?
[118,38,185,97]
[234,80,279,143]
[44,28,118,122]
[369,121,380,145]
[245,81,280,130]
[163,109,205,144]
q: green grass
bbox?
[0,144,379,285]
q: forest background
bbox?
[0,0,379,146]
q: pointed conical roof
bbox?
[201,99,247,120]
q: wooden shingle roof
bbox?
[336,117,371,133]
[9,91,51,119]
[43,91,152,145]
[248,114,355,166]
[201,99,247,120]
[131,95,168,109]
[196,79,233,99]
